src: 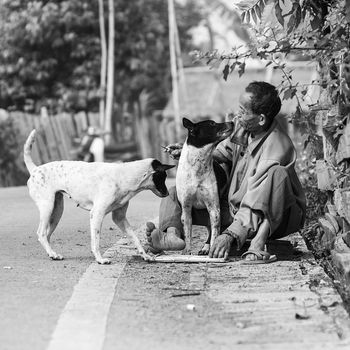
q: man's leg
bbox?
[211,165,305,260]
[243,218,270,261]
[145,186,232,253]
[198,199,233,255]
[145,222,185,253]
[145,186,185,253]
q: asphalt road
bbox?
[0,185,162,350]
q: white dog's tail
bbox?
[23,129,37,174]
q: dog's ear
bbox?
[156,163,176,171]
[183,117,194,131]
[151,159,175,172]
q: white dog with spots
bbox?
[176,118,233,255]
[24,130,174,264]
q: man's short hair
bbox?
[245,81,281,122]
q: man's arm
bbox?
[214,136,236,164]
[213,149,230,163]
[209,158,279,259]
[225,157,282,245]
[163,143,183,160]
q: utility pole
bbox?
[104,0,115,145]
[174,14,187,109]
[98,0,107,130]
[168,0,181,139]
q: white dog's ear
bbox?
[154,163,175,172]
[183,117,194,131]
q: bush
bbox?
[0,117,28,186]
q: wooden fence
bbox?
[11,110,100,166]
[0,110,103,187]
[0,109,179,186]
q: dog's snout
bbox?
[226,121,234,130]
[160,189,169,197]
[151,186,169,198]
[217,122,234,138]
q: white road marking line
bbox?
[46,220,155,350]
[46,248,127,350]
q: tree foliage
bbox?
[0,0,203,114]
[193,0,349,124]
[112,0,202,114]
[0,0,101,112]
[192,0,350,189]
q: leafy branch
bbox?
[193,0,350,122]
[238,0,266,24]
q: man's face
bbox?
[237,92,265,134]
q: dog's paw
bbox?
[97,258,111,265]
[181,248,192,255]
[50,253,64,261]
[141,253,155,262]
[198,243,210,255]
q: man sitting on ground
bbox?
[145,81,306,262]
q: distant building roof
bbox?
[163,62,318,121]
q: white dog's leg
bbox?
[181,204,193,255]
[90,205,110,264]
[198,226,211,255]
[36,197,64,260]
[47,192,64,243]
[112,205,153,261]
[206,200,221,250]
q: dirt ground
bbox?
[103,229,350,350]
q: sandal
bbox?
[241,250,277,264]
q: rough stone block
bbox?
[334,187,350,223]
[343,231,350,248]
[316,160,336,190]
[331,250,350,285]
[318,217,337,251]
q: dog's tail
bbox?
[23,129,37,174]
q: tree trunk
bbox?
[104,0,115,146]
[134,99,151,159]
[98,0,107,130]
[168,0,181,139]
[205,18,215,51]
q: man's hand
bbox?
[209,233,235,260]
[162,143,183,160]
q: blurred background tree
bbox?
[0,0,203,122]
[0,0,207,185]
[0,0,101,113]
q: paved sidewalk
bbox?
[46,223,350,350]
[104,230,350,350]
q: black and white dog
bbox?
[24,130,174,264]
[176,118,233,255]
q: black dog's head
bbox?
[183,117,233,148]
[149,159,175,197]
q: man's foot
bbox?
[243,219,270,261]
[243,252,260,261]
[144,222,186,254]
[241,250,277,264]
[243,244,265,261]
